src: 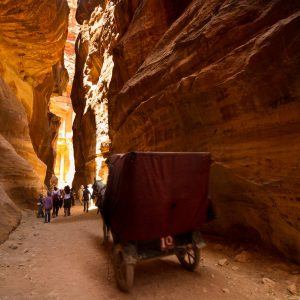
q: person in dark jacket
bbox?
[63,185,72,216]
[83,185,91,213]
[37,194,44,218]
[43,191,53,223]
[52,187,61,217]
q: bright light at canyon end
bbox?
[49,96,75,188]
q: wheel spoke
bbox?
[187,250,195,260]
[187,252,195,263]
[177,245,200,271]
[187,252,191,264]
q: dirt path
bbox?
[0,205,299,300]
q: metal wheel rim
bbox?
[182,246,196,266]
[113,245,134,291]
[176,245,200,271]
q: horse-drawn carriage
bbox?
[102,152,211,291]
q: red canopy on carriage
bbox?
[103,152,211,242]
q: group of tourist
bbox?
[75,178,106,213]
[77,184,94,212]
[37,178,106,223]
[37,185,75,223]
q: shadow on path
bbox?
[50,207,100,224]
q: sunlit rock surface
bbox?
[0,78,43,243]
[49,96,75,188]
[73,0,300,261]
[71,0,188,186]
[0,0,69,242]
[49,0,78,189]
[72,0,122,187]
[65,0,80,95]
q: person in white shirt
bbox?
[63,185,72,216]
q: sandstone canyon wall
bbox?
[72,0,300,262]
[49,0,79,189]
[72,0,191,185]
[0,0,69,242]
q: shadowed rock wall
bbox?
[72,0,190,186]
[73,0,300,262]
[0,0,69,242]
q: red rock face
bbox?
[72,0,300,261]
[71,0,191,186]
[65,0,80,95]
[0,0,69,242]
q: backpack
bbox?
[44,197,53,210]
[83,189,90,201]
[53,193,60,205]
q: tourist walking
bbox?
[52,187,61,217]
[78,185,84,205]
[83,185,91,213]
[43,191,53,223]
[37,194,44,218]
[63,185,72,216]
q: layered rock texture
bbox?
[65,0,80,93]
[73,0,300,261]
[48,0,79,188]
[0,0,69,242]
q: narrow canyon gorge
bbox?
[0,0,300,271]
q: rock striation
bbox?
[0,0,69,242]
[72,0,300,262]
[71,0,191,186]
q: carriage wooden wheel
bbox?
[113,244,134,292]
[102,222,109,243]
[176,245,200,271]
[105,152,211,291]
